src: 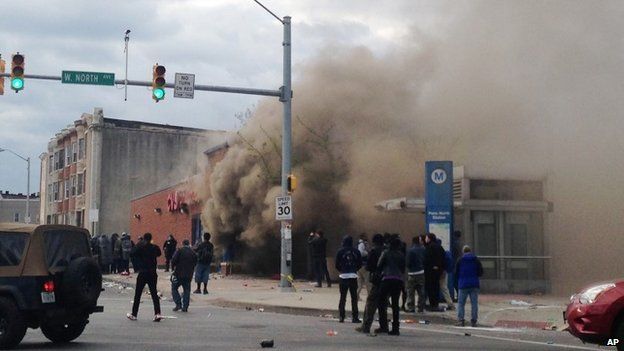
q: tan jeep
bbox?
[0,223,103,349]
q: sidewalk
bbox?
[103,271,568,331]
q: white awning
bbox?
[374,197,551,213]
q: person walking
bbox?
[406,236,426,313]
[171,239,197,312]
[127,233,163,322]
[356,233,385,335]
[424,233,446,311]
[377,237,406,336]
[356,233,370,300]
[439,240,456,311]
[120,232,133,275]
[194,232,214,294]
[163,234,178,272]
[308,230,331,288]
[455,245,484,327]
[335,235,362,323]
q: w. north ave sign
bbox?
[62,71,115,86]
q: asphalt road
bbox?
[17,289,609,350]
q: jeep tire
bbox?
[0,297,27,349]
[40,319,87,344]
[61,257,102,307]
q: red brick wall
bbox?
[130,185,200,265]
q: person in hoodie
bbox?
[356,233,385,335]
[454,245,484,327]
[406,236,426,313]
[377,237,406,336]
[171,239,197,312]
[424,233,446,310]
[335,235,362,323]
[163,234,178,272]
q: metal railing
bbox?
[477,256,551,280]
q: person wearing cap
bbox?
[171,239,197,312]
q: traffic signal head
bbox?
[152,64,166,102]
[10,53,25,92]
[287,174,297,193]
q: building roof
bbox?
[204,142,229,155]
[103,117,222,134]
[0,191,40,200]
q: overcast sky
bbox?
[0,0,452,195]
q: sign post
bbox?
[425,161,454,251]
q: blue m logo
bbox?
[431,169,447,184]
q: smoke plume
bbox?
[199,0,624,293]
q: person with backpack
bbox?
[335,235,362,323]
[127,232,163,322]
[193,232,214,294]
[163,234,178,272]
[120,232,134,275]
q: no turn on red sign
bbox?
[275,196,292,220]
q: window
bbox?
[77,173,84,195]
[76,211,84,228]
[71,175,77,196]
[43,230,90,268]
[72,142,77,163]
[46,215,52,224]
[0,232,28,266]
[14,213,20,222]
[65,146,71,165]
[64,179,70,199]
[48,184,53,203]
[78,138,85,160]
[58,149,65,169]
[53,182,59,201]
[54,151,59,170]
[48,155,53,173]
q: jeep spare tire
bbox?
[61,257,102,307]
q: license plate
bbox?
[41,292,55,304]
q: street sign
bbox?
[174,73,195,99]
[275,196,292,220]
[62,71,115,86]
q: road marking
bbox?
[402,325,603,350]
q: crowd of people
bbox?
[309,230,484,336]
[90,231,214,322]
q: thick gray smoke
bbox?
[199,1,624,292]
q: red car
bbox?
[565,280,624,350]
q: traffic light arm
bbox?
[0,72,281,97]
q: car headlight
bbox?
[578,283,616,304]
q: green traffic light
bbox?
[11,78,24,90]
[153,87,165,100]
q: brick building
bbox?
[129,143,228,264]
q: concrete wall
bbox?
[99,124,226,234]
[0,198,40,224]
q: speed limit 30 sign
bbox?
[275,196,293,220]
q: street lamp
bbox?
[0,147,31,223]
